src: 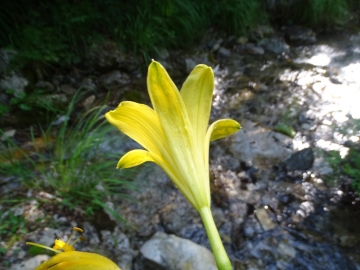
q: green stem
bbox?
[199,207,232,270]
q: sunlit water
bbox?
[211,32,360,268]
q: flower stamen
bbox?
[26,227,86,253]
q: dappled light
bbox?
[2,1,360,269]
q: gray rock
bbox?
[280,147,315,171]
[218,47,231,58]
[159,194,199,234]
[0,71,28,97]
[244,43,265,55]
[11,255,50,270]
[228,120,293,169]
[140,231,217,270]
[99,70,130,87]
[211,168,262,206]
[100,227,133,270]
[60,84,76,95]
[259,38,290,55]
[185,58,197,74]
[79,77,97,91]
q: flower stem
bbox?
[199,207,232,270]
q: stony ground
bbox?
[2,25,360,269]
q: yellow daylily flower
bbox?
[105,60,240,270]
[106,61,240,210]
[26,227,121,270]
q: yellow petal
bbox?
[180,64,214,151]
[204,119,241,177]
[35,251,120,270]
[147,61,208,209]
[208,119,241,142]
[117,149,155,169]
[105,101,165,156]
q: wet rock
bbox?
[229,200,248,228]
[243,216,263,238]
[100,227,133,270]
[140,231,217,270]
[211,168,262,206]
[259,38,290,55]
[159,195,199,234]
[179,224,209,248]
[285,26,316,45]
[227,120,293,169]
[255,207,277,231]
[279,147,315,172]
[238,227,357,270]
[261,193,279,210]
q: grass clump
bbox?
[326,149,360,193]
[0,95,135,222]
[211,0,266,35]
[0,0,265,66]
[269,0,352,27]
[0,0,357,69]
[325,119,360,194]
[0,210,27,241]
[293,0,350,27]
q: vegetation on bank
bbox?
[0,0,358,67]
[0,94,135,232]
[326,119,360,194]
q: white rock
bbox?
[11,255,50,270]
[140,231,217,270]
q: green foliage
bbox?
[269,0,351,27]
[0,0,356,68]
[326,118,360,193]
[0,95,135,222]
[211,0,266,35]
[5,89,60,114]
[274,123,296,138]
[327,149,360,193]
[0,210,27,240]
[293,0,350,26]
[0,0,265,66]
